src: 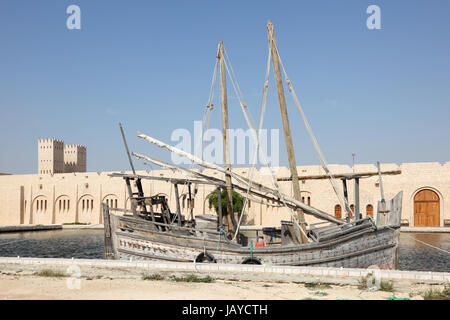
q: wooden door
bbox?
[366,204,374,218]
[334,205,341,219]
[414,190,440,227]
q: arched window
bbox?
[34,196,48,213]
[103,195,118,210]
[334,205,341,219]
[366,204,373,218]
[56,196,70,213]
[307,196,311,206]
[79,195,94,215]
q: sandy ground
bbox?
[0,275,422,300]
[0,263,435,300]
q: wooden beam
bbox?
[277,170,401,181]
[342,179,350,221]
[174,184,182,226]
[218,40,236,234]
[102,203,114,259]
[133,137,344,225]
[354,178,360,220]
[125,178,137,217]
[218,187,223,231]
[133,152,283,208]
[188,183,194,222]
[268,20,307,243]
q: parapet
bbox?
[64,144,87,151]
[38,138,65,145]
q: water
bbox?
[398,233,450,272]
[0,229,104,259]
[0,230,448,272]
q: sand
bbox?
[0,268,428,300]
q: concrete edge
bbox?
[0,257,448,283]
[0,225,63,233]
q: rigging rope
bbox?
[229,45,271,241]
[177,57,219,217]
[267,27,353,218]
[223,44,311,242]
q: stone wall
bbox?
[0,162,448,227]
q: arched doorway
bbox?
[414,189,440,227]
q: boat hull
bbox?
[105,213,400,269]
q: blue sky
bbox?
[0,0,449,174]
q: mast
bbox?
[217,40,236,234]
[267,21,308,243]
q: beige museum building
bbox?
[0,139,449,229]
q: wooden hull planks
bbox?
[105,212,400,269]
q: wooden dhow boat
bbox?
[103,21,403,269]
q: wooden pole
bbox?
[188,183,194,221]
[218,40,236,234]
[354,178,360,220]
[218,187,223,231]
[119,123,146,218]
[103,203,114,259]
[125,178,138,217]
[174,184,182,226]
[342,179,350,221]
[267,21,307,243]
[119,123,136,175]
[277,169,401,181]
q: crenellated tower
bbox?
[37,139,87,174]
[38,138,65,174]
[64,144,87,173]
